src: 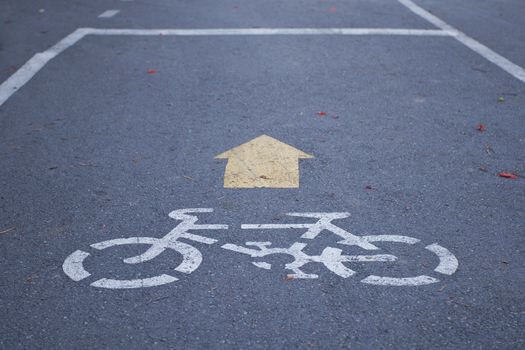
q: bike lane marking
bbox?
[215,135,313,188]
[62,209,460,289]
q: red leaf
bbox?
[317,111,327,116]
[498,172,518,179]
[477,124,486,132]
[147,69,157,74]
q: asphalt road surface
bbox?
[1,0,524,349]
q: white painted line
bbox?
[3,20,522,110]
[91,236,157,250]
[242,212,380,250]
[252,262,272,270]
[88,28,452,36]
[361,275,439,286]
[98,10,120,18]
[425,243,458,275]
[362,235,420,245]
[241,224,311,229]
[0,27,451,108]
[0,28,89,107]
[341,254,397,262]
[90,274,178,289]
[398,0,525,83]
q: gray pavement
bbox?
[0,0,524,349]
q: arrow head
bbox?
[215,134,313,159]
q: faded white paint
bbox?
[98,10,120,18]
[252,262,272,270]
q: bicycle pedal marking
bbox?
[62,208,459,289]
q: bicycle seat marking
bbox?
[62,209,458,289]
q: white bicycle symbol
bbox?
[63,209,458,289]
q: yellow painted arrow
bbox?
[215,135,314,188]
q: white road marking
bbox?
[61,208,459,288]
[88,28,452,36]
[62,250,91,281]
[362,235,420,245]
[0,28,89,107]
[91,236,205,272]
[242,223,311,229]
[63,209,227,289]
[398,0,525,83]
[361,275,439,286]
[64,236,204,289]
[223,242,398,279]
[1,7,524,109]
[90,274,178,289]
[425,243,458,275]
[91,236,158,250]
[222,230,457,285]
[252,262,272,270]
[98,10,120,18]
[243,212,380,250]
[0,25,472,109]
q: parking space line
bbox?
[88,28,452,36]
[0,27,452,108]
[0,28,89,107]
[398,0,525,83]
[1,20,523,109]
[98,10,120,18]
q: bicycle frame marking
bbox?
[241,212,379,250]
[62,209,459,289]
